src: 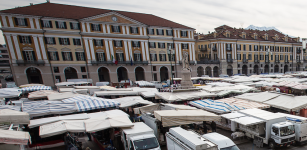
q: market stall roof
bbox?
[0,109,29,124]
[216,98,270,110]
[235,92,280,103]
[230,116,264,126]
[291,84,307,90]
[198,84,253,93]
[133,103,159,114]
[0,105,21,111]
[221,112,246,119]
[19,84,44,88]
[28,90,59,100]
[189,99,242,114]
[252,81,277,87]
[135,81,155,87]
[99,86,116,90]
[155,90,216,102]
[112,96,153,108]
[133,103,197,114]
[205,82,234,87]
[74,86,100,89]
[161,103,197,110]
[0,88,21,98]
[284,82,300,88]
[40,120,85,138]
[276,112,307,122]
[19,86,52,93]
[154,109,221,127]
[47,92,81,100]
[94,90,139,96]
[131,87,159,98]
[22,101,77,117]
[238,108,284,120]
[55,82,75,86]
[264,95,307,112]
[0,130,31,145]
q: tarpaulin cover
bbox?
[19,86,52,93]
[155,90,216,102]
[39,120,86,138]
[0,88,21,98]
[264,95,307,112]
[154,109,221,127]
[112,96,153,108]
[189,99,243,113]
[0,130,31,145]
[0,105,21,111]
[0,109,30,124]
[28,90,59,100]
[235,92,280,103]
[216,98,270,110]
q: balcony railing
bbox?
[265,60,270,63]
[179,61,197,65]
[212,47,217,51]
[0,63,10,66]
[197,59,220,64]
[227,59,233,63]
[199,48,207,52]
[254,59,259,63]
[285,60,289,63]
[275,60,280,63]
[226,47,232,51]
[243,59,248,63]
[91,61,149,65]
[297,50,301,54]
[16,60,45,66]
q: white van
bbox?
[202,133,240,150]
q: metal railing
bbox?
[197,59,220,64]
[16,60,45,65]
[243,59,248,63]
[199,48,207,52]
[91,61,149,65]
[275,60,280,63]
[227,59,233,63]
[226,47,232,51]
[254,59,259,63]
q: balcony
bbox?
[197,59,220,64]
[285,60,289,63]
[275,60,280,63]
[91,61,113,65]
[91,61,149,65]
[133,61,149,65]
[226,47,232,51]
[212,47,217,51]
[199,48,207,52]
[227,59,233,63]
[265,60,270,63]
[297,50,301,54]
[179,61,197,65]
[254,59,259,63]
[0,63,10,66]
[16,60,45,66]
[243,59,248,63]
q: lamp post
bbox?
[167,46,173,86]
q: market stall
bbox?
[0,109,30,124]
[19,86,52,94]
[28,90,59,100]
[154,90,216,103]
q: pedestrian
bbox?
[203,121,207,134]
[211,121,216,132]
[86,132,92,141]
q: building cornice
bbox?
[1,27,43,33]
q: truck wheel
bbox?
[269,141,275,149]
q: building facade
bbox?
[0,44,11,76]
[195,25,305,77]
[0,2,197,86]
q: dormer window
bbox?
[147,28,154,35]
[214,32,217,38]
[242,35,246,39]
[254,35,257,39]
[226,33,230,38]
[275,35,279,41]
[285,37,288,42]
[265,36,268,40]
[181,31,187,37]
[157,29,164,35]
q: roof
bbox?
[0,2,193,29]
[238,108,284,120]
[202,133,236,148]
[199,24,301,43]
[122,122,153,135]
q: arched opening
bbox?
[264,65,269,73]
[254,65,259,75]
[284,65,288,73]
[213,66,219,77]
[117,67,128,82]
[26,67,43,84]
[64,67,78,81]
[274,65,279,73]
[135,67,145,81]
[205,67,212,77]
[242,65,248,75]
[160,66,169,82]
[226,65,233,76]
[197,66,204,77]
[98,67,110,82]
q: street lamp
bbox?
[167,46,174,86]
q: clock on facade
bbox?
[112,16,117,22]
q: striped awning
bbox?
[189,99,243,113]
[62,95,120,112]
[19,86,52,93]
[0,105,21,111]
[22,101,77,117]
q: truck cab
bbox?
[270,122,295,148]
[121,122,161,150]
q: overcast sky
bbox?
[1,0,307,44]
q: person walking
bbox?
[211,121,216,132]
[203,121,207,134]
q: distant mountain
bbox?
[245,25,297,38]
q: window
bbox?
[42,20,52,28]
[73,38,81,46]
[159,54,166,61]
[53,67,59,73]
[81,67,86,72]
[48,51,59,61]
[158,43,165,49]
[248,54,252,60]
[238,70,240,74]
[182,43,188,49]
[22,51,36,61]
[153,66,157,71]
[214,54,218,60]
[45,37,56,44]
[132,41,140,48]
[271,54,273,60]
[226,33,230,38]
[55,76,61,82]
[243,45,246,51]
[254,35,257,39]
[91,24,101,31]
[149,42,156,48]
[156,29,164,35]
[116,53,124,61]
[82,75,87,79]
[166,30,173,36]
[112,25,121,33]
[280,55,283,60]
[249,45,252,51]
[167,43,174,49]
[55,21,67,29]
[70,22,80,30]
[114,40,123,47]
[19,36,32,44]
[265,36,268,40]
[238,64,240,67]
[96,52,106,61]
[153,73,157,81]
[59,38,70,45]
[237,44,241,50]
[134,53,142,61]
[76,52,85,61]
[242,35,246,39]
[243,54,246,60]
[15,18,27,26]
[62,52,73,61]
[181,31,187,37]
[150,53,157,61]
[254,54,258,60]
[260,55,264,60]
[168,53,175,61]
[147,28,154,35]
[254,45,258,51]
[94,39,103,46]
[237,54,241,60]
[130,27,138,34]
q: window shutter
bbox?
[101,40,104,46]
[98,25,101,31]
[82,52,85,61]
[44,37,47,44]
[120,40,123,47]
[49,21,53,28]
[181,43,184,49]
[64,22,67,29]
[111,25,114,32]
[96,53,99,60]
[55,52,59,60]
[67,38,70,45]
[75,52,79,61]
[91,24,94,31]
[14,18,18,26]
[162,29,164,35]
[154,42,156,48]
[93,40,97,46]
[70,22,73,29]
[136,27,139,34]
[52,38,56,44]
[61,52,65,61]
[47,52,51,60]
[28,36,32,44]
[113,41,116,47]
[24,19,28,26]
[130,27,132,33]
[147,29,149,34]
[77,23,80,30]
[19,36,22,43]
[118,26,121,32]
[156,29,159,35]
[138,41,141,47]
[181,31,183,36]
[134,54,137,61]
[70,52,73,61]
[73,39,76,45]
[55,21,59,28]
[22,51,26,60]
[41,20,44,27]
[59,38,62,45]
[32,51,36,61]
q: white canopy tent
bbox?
[0,130,31,145]
[235,92,280,103]
[94,90,139,96]
[155,90,216,102]
[47,92,81,100]
[131,87,159,98]
[39,120,86,138]
[112,96,153,108]
[0,109,30,124]
[264,95,307,112]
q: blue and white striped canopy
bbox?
[189,99,244,114]
[62,95,120,112]
[22,100,77,117]
[19,86,52,93]
[0,105,21,111]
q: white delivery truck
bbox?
[166,127,218,150]
[222,109,295,149]
[202,133,239,150]
[121,122,161,150]
[277,112,307,145]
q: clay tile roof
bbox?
[0,2,193,29]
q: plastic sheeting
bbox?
[0,88,21,98]
[235,92,280,103]
[112,96,153,108]
[19,86,52,93]
[155,90,216,102]
[135,81,155,87]
[154,109,221,127]
[0,109,30,124]
[0,105,21,111]
[189,99,243,114]
[39,120,86,138]
[264,95,307,112]
[0,130,31,145]
[28,90,59,100]
[216,98,270,110]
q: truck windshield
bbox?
[280,125,295,137]
[221,145,240,150]
[133,137,159,150]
